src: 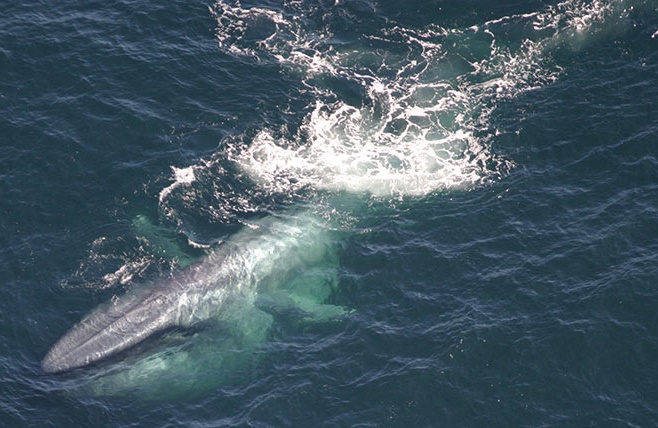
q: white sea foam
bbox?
[202,0,630,201]
[158,166,197,203]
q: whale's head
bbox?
[42,287,180,374]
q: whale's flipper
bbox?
[256,290,348,321]
[256,260,349,322]
[132,214,199,267]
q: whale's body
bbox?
[42,214,337,374]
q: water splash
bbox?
[158,166,197,204]
[207,0,628,200]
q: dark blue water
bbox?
[3,0,658,426]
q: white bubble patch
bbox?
[207,0,631,199]
[158,166,197,203]
[232,104,486,197]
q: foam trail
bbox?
[209,0,631,199]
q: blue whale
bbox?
[42,213,341,374]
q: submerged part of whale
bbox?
[42,213,342,374]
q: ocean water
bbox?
[2,0,658,426]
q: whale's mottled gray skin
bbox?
[42,214,333,374]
